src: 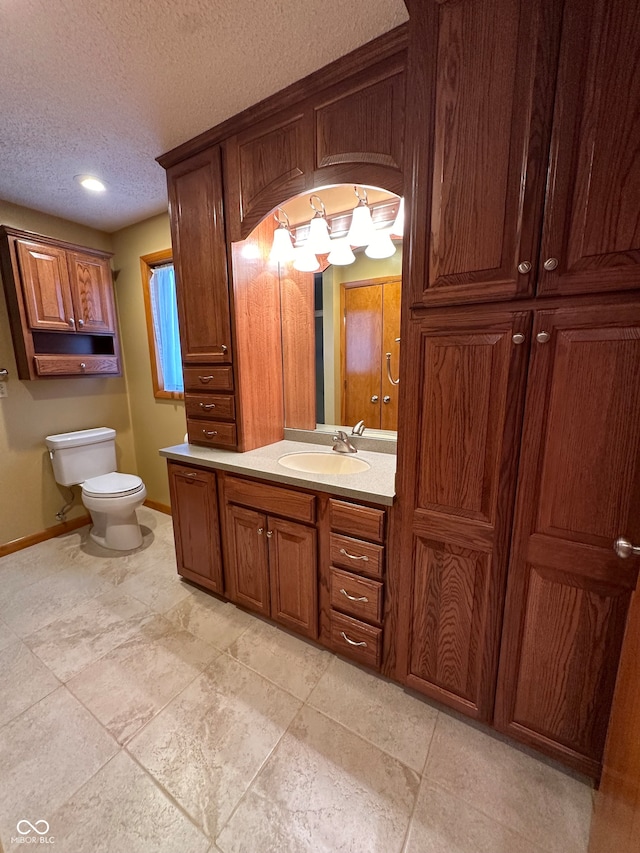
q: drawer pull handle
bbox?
[199,402,216,410]
[340,588,369,603]
[198,375,215,383]
[340,631,367,648]
[202,429,218,437]
[339,548,369,562]
[186,472,198,478]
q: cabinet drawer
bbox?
[169,463,212,483]
[329,499,385,543]
[183,366,234,392]
[225,475,315,523]
[34,354,120,376]
[330,568,383,625]
[330,533,384,578]
[187,418,237,448]
[184,393,235,421]
[330,611,382,669]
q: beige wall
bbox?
[111,213,185,509]
[0,200,136,545]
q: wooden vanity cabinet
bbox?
[0,227,120,379]
[406,0,640,309]
[222,475,318,639]
[168,462,224,594]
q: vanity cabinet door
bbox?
[167,146,232,364]
[396,308,530,720]
[16,239,74,331]
[268,517,318,640]
[225,504,270,617]
[168,463,224,593]
[67,252,115,333]
[405,0,561,307]
[495,304,640,776]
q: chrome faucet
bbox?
[351,419,366,436]
[332,430,357,453]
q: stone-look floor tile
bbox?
[0,687,118,847]
[308,657,438,772]
[227,619,331,700]
[25,589,154,681]
[47,751,209,853]
[423,713,592,853]
[0,567,112,637]
[217,705,419,853]
[165,589,253,650]
[0,618,19,652]
[117,563,190,613]
[67,615,219,743]
[403,780,549,853]
[0,640,60,727]
[0,546,68,598]
[128,654,302,839]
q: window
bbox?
[141,249,184,399]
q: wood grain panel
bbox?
[408,537,488,706]
[280,265,316,430]
[538,0,640,296]
[330,533,384,579]
[342,283,383,427]
[512,565,629,758]
[225,504,270,616]
[329,499,385,543]
[16,240,73,330]
[184,393,235,421]
[381,278,401,431]
[182,366,234,392]
[33,355,119,376]
[67,253,115,333]
[225,475,315,524]
[406,0,561,307]
[330,568,384,625]
[185,418,237,448]
[330,610,382,669]
[167,147,233,364]
[269,517,318,639]
[315,69,404,171]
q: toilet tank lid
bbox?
[45,427,116,450]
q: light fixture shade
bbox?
[293,246,320,272]
[347,203,376,247]
[306,215,332,254]
[365,228,397,260]
[327,237,356,266]
[269,224,295,264]
[390,197,404,238]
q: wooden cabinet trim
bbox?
[329,499,386,543]
[330,610,382,669]
[225,475,316,524]
[330,567,384,625]
[330,533,384,579]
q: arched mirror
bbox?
[232,183,403,440]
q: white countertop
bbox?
[159,440,397,505]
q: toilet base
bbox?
[88,507,144,551]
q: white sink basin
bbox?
[278,451,371,475]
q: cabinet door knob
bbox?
[77,318,84,327]
[219,344,228,354]
[68,317,75,326]
[383,395,391,403]
[536,331,551,344]
[79,362,86,370]
[371,395,379,403]
[543,257,559,271]
[257,527,264,535]
[340,631,367,648]
[512,333,525,345]
[202,429,218,437]
[266,530,273,538]
[614,537,640,559]
[517,261,531,274]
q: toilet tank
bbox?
[45,427,117,486]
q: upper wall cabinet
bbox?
[406,0,640,308]
[225,56,406,241]
[405,0,562,307]
[167,146,233,365]
[537,0,640,297]
[0,227,120,379]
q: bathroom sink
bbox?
[277,452,371,475]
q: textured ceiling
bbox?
[0,0,408,233]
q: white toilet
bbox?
[45,427,147,551]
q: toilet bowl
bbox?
[82,472,147,550]
[45,427,147,552]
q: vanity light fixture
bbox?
[327,237,356,266]
[74,175,106,192]
[347,186,376,248]
[269,209,296,264]
[306,195,332,254]
[390,197,404,238]
[365,227,397,260]
[293,245,320,272]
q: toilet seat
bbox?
[82,472,144,498]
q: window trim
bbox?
[140,249,184,400]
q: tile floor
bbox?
[0,507,593,853]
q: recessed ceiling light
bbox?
[74,175,106,192]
